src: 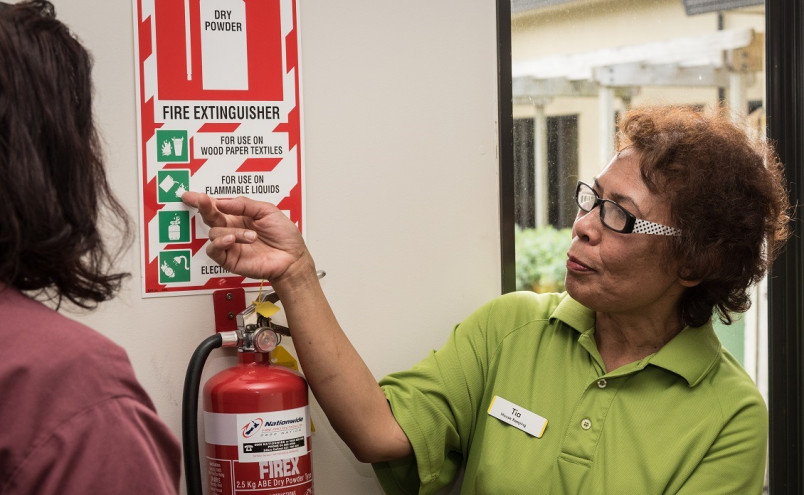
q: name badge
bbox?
[487,395,548,438]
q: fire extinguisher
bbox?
[182,281,318,495]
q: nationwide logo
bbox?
[264,417,304,427]
[241,418,263,438]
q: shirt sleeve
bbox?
[372,298,501,495]
[675,394,768,495]
[5,395,181,495]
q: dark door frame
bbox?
[497,0,515,294]
[766,0,804,492]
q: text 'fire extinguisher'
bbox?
[183,273,325,495]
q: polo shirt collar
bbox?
[649,322,721,386]
[550,293,722,387]
[550,293,594,333]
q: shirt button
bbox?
[597,378,607,389]
[581,418,592,430]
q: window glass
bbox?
[510,0,767,394]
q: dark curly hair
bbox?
[617,105,791,327]
[0,0,131,308]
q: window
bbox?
[498,0,804,491]
[510,0,768,383]
[513,115,577,229]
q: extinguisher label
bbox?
[206,451,313,494]
[206,407,314,494]
[205,406,310,463]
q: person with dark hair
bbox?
[0,1,180,493]
[183,103,789,493]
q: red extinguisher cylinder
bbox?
[203,352,313,494]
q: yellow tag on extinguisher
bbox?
[271,345,299,371]
[254,300,280,319]
[253,280,281,319]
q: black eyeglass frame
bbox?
[574,181,681,236]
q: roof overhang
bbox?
[512,28,760,103]
[682,0,763,15]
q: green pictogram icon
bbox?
[158,210,190,243]
[157,169,190,203]
[158,250,192,284]
[156,129,189,163]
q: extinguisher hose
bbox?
[182,333,223,495]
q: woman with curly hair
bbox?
[183,104,789,494]
[0,1,179,493]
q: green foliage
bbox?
[515,225,573,293]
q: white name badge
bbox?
[488,395,548,438]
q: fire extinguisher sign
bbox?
[132,0,305,297]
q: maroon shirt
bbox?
[0,286,181,494]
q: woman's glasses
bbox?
[575,181,681,236]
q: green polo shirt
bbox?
[373,292,767,494]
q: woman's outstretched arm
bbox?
[182,192,412,463]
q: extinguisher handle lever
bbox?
[269,323,291,337]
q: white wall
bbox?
[57,1,502,493]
